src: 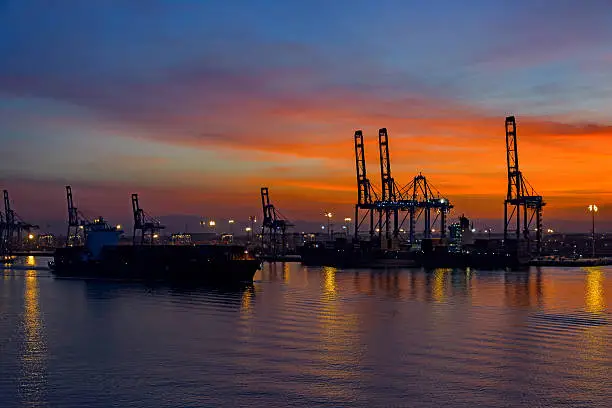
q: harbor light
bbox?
[324,212,333,238]
[589,204,599,258]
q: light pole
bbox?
[344,217,351,237]
[209,220,216,235]
[324,212,333,239]
[245,227,252,242]
[228,219,235,235]
[588,204,598,258]
[248,216,256,240]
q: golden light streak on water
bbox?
[283,262,290,283]
[21,270,47,404]
[240,286,253,314]
[26,256,36,267]
[322,266,337,299]
[432,268,451,302]
[584,267,606,313]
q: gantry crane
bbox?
[354,130,379,240]
[131,193,165,245]
[65,185,90,246]
[261,187,293,257]
[504,116,545,255]
[378,128,401,248]
[353,129,453,246]
[398,174,452,243]
[1,190,38,255]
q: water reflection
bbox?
[317,266,361,402]
[504,269,544,309]
[1,264,610,407]
[21,270,47,405]
[584,267,605,314]
[26,256,36,267]
[240,285,255,314]
[431,268,451,302]
[321,266,337,299]
[263,262,290,282]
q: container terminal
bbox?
[1,115,610,271]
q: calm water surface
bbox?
[1,258,610,407]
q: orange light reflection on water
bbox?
[21,270,47,404]
[584,267,606,314]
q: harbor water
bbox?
[1,258,610,407]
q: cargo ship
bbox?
[50,218,261,283]
[298,235,527,270]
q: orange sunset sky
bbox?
[1,1,611,231]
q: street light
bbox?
[28,233,35,240]
[344,217,351,236]
[324,212,333,239]
[589,204,598,258]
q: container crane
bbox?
[1,190,38,255]
[398,174,452,243]
[131,193,165,245]
[65,185,90,246]
[503,115,545,255]
[354,130,379,240]
[261,187,293,257]
[378,128,402,249]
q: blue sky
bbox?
[1,0,611,228]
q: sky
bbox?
[1,0,611,232]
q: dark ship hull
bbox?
[299,240,527,270]
[298,240,378,268]
[51,245,261,284]
[417,251,526,269]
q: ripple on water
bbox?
[0,264,610,407]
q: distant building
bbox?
[448,215,471,252]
